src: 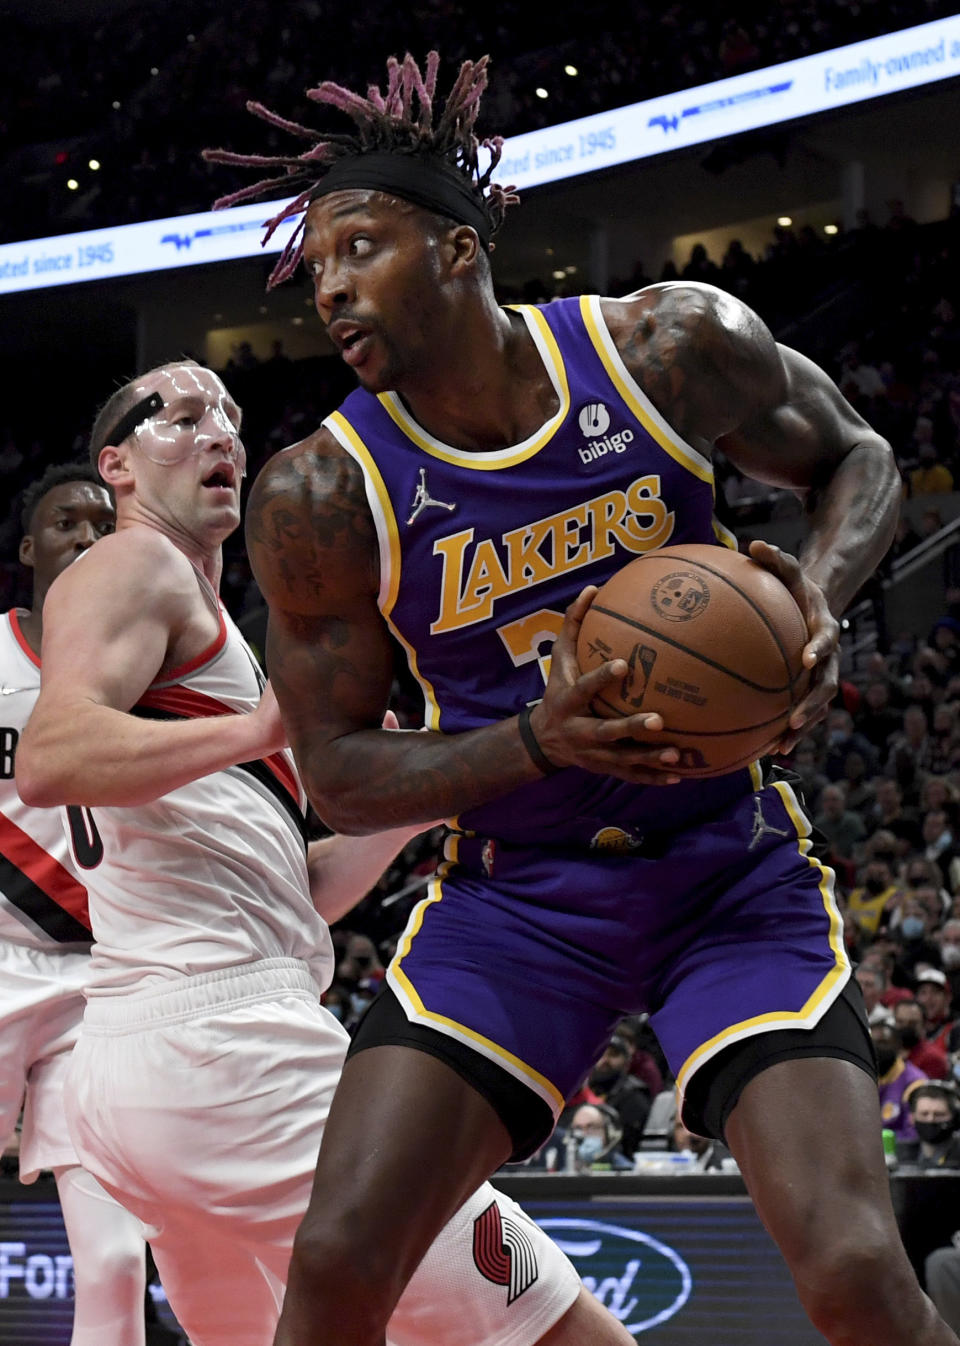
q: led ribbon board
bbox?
[2,13,959,295]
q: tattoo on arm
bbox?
[246,440,379,608]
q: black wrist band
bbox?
[518,704,561,775]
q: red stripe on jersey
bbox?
[134,687,301,808]
[9,610,40,668]
[137,686,236,719]
[0,809,89,928]
[262,749,299,802]
[162,609,228,681]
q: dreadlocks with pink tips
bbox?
[203,52,519,290]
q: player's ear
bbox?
[18,534,34,568]
[448,225,481,275]
[98,443,132,488]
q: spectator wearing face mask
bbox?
[873,1023,928,1141]
[894,998,949,1079]
[321,982,352,1026]
[892,896,945,981]
[823,708,879,783]
[566,1103,633,1172]
[936,920,960,990]
[901,1084,960,1167]
[585,1035,651,1159]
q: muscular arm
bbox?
[16,530,284,808]
[605,283,899,613]
[245,434,548,835]
[605,284,899,733]
[247,433,684,834]
[305,824,426,924]
[718,343,899,614]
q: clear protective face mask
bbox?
[104,370,247,475]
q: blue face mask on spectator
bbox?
[901,916,925,940]
[576,1134,606,1164]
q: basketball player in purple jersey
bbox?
[216,53,953,1346]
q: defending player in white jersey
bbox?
[0,464,148,1346]
[16,362,632,1346]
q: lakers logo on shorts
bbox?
[650,570,710,622]
[472,1201,539,1304]
[590,826,644,853]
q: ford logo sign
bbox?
[538,1218,692,1334]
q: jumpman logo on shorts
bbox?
[407,469,456,525]
[748,795,790,850]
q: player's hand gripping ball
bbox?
[576,544,810,778]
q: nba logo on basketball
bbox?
[622,643,657,708]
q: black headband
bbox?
[103,391,164,449]
[311,152,492,248]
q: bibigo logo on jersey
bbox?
[577,402,635,464]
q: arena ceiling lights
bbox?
[2,13,959,296]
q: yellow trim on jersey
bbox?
[375,306,570,469]
[390,846,566,1114]
[712,517,739,549]
[326,411,402,616]
[675,778,849,1097]
[580,293,714,486]
[748,759,763,791]
[325,411,444,730]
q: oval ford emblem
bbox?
[538,1217,692,1334]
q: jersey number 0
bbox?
[66,805,104,869]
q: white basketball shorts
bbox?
[65,957,579,1346]
[0,939,90,1181]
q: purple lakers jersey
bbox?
[324,295,759,845]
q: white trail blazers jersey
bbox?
[0,610,91,951]
[79,597,334,997]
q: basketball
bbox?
[576,544,810,778]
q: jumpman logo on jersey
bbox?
[407,469,456,525]
[748,795,790,850]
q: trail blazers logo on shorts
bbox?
[472,1200,539,1304]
